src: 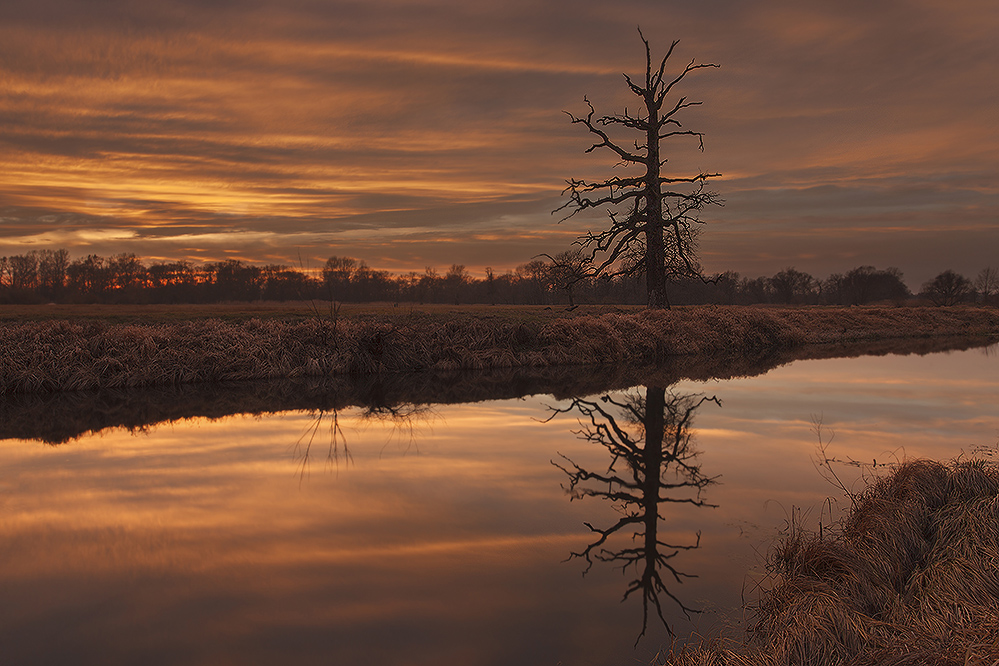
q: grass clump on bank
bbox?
[663,458,999,666]
[1,305,998,395]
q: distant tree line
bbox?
[0,249,996,307]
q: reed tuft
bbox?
[661,458,999,665]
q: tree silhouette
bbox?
[556,30,721,309]
[974,267,998,305]
[770,267,818,304]
[823,265,909,306]
[539,249,590,308]
[922,269,972,306]
[548,386,720,640]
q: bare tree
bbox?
[444,264,471,304]
[322,256,358,302]
[484,266,497,305]
[106,253,147,292]
[556,30,721,309]
[922,269,972,306]
[539,248,590,308]
[770,267,818,304]
[36,249,69,299]
[8,252,39,291]
[516,258,549,305]
[975,267,998,305]
[824,265,910,306]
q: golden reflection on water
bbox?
[0,346,996,665]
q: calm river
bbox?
[2,344,997,665]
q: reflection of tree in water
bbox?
[295,409,351,479]
[294,403,438,479]
[549,386,720,640]
[363,403,438,457]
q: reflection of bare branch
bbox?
[324,409,350,472]
[294,403,439,479]
[295,409,353,481]
[362,403,439,457]
[550,386,719,641]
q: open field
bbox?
[1,304,998,395]
[664,458,999,665]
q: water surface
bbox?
[1,345,996,665]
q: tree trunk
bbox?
[645,104,670,310]
[646,231,670,309]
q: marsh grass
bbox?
[660,459,999,666]
[1,305,998,395]
[2,335,989,444]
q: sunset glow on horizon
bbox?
[2,0,997,285]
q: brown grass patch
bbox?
[661,459,999,666]
[1,305,997,395]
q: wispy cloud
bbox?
[1,0,996,281]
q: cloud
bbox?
[0,0,996,280]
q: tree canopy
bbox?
[557,30,721,309]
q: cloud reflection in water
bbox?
[0,344,996,663]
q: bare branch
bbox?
[565,99,644,164]
[555,29,720,309]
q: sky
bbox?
[1,0,997,287]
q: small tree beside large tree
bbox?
[922,269,973,306]
[556,30,721,309]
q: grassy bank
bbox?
[663,458,999,665]
[2,336,986,444]
[1,305,997,395]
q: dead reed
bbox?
[1,305,997,396]
[661,458,999,666]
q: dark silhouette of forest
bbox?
[0,249,995,307]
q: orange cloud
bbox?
[0,0,996,280]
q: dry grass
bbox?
[2,334,988,444]
[1,305,997,395]
[661,459,999,666]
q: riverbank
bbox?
[5,335,986,444]
[664,458,999,665]
[2,305,997,395]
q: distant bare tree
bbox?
[922,270,972,306]
[516,258,549,305]
[36,249,69,299]
[769,267,818,304]
[975,267,998,305]
[444,264,471,304]
[209,259,261,302]
[556,30,721,309]
[67,254,109,297]
[418,266,440,303]
[262,264,314,301]
[823,266,909,306]
[107,253,147,292]
[9,253,39,291]
[484,266,497,305]
[323,256,358,301]
[540,249,590,308]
